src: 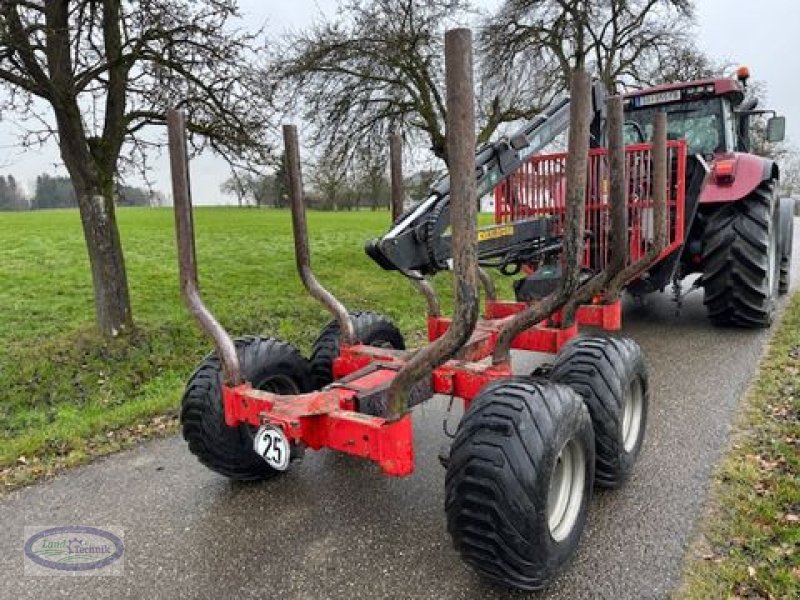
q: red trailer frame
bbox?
[219,141,687,478]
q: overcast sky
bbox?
[0,0,797,203]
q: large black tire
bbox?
[550,336,648,488]
[181,337,312,480]
[779,197,794,294]
[309,311,405,389]
[701,179,780,327]
[445,378,594,591]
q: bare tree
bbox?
[271,0,554,166]
[222,172,287,208]
[484,0,695,92]
[0,1,271,337]
[353,152,391,210]
[221,175,249,207]
[645,41,723,86]
[310,157,350,211]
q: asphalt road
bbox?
[1,226,797,600]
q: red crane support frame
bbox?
[495,141,686,269]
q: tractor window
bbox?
[624,97,727,155]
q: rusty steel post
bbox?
[561,106,669,318]
[492,70,592,365]
[563,93,629,314]
[385,28,480,419]
[390,132,442,317]
[410,275,442,317]
[651,112,668,250]
[478,267,497,302]
[607,95,628,282]
[283,124,356,344]
[602,110,668,292]
[389,133,404,222]
[167,109,241,385]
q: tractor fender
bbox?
[699,153,779,204]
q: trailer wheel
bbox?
[181,337,311,480]
[310,311,404,389]
[779,197,794,294]
[445,378,594,591]
[701,179,780,327]
[550,336,648,488]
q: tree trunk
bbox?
[74,182,133,337]
[52,102,133,338]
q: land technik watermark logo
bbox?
[24,526,124,576]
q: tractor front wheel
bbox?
[701,179,780,327]
[445,378,594,591]
[181,337,311,480]
[309,311,404,389]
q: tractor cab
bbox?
[622,68,786,159]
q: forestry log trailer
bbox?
[166,30,788,591]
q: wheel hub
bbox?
[622,377,644,453]
[547,438,586,542]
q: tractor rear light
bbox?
[712,159,737,185]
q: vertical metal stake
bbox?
[390,133,404,222]
[283,124,356,344]
[167,109,241,385]
[492,70,592,363]
[607,95,628,284]
[390,132,442,317]
[385,28,480,419]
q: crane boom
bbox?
[365,81,607,276]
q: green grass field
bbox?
[0,207,483,486]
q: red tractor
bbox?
[371,67,793,327]
[504,68,793,325]
[621,67,792,325]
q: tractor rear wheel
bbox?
[701,179,780,327]
[445,378,594,591]
[181,337,311,480]
[779,197,794,294]
[309,311,404,389]
[549,336,648,488]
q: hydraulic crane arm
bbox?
[365,81,607,276]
